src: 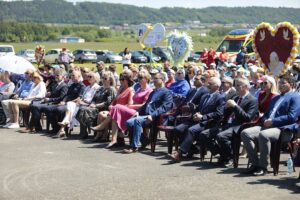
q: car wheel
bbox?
[106,59,110,63]
[79,58,84,64]
[55,59,58,64]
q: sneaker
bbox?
[7,123,20,129]
[2,123,12,128]
[253,168,267,176]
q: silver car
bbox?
[73,49,97,63]
[16,49,36,63]
[96,50,122,63]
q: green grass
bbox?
[8,40,220,74]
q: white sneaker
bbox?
[2,123,12,128]
[7,123,20,129]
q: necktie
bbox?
[202,94,211,108]
[269,96,284,119]
[228,97,243,123]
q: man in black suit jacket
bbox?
[220,76,237,101]
[27,69,68,132]
[202,78,258,167]
[167,74,209,125]
[124,73,173,153]
[171,77,225,161]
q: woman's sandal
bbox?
[123,148,138,154]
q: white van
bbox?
[0,45,15,57]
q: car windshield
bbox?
[217,40,245,52]
[83,50,95,54]
[0,47,13,53]
[26,50,35,54]
[106,51,117,56]
[160,48,172,57]
[132,52,143,56]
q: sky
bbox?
[67,0,300,8]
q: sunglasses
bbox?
[262,82,268,85]
[138,76,144,80]
[120,78,125,81]
[25,72,30,75]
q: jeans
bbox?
[126,116,149,148]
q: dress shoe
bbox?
[224,160,234,168]
[106,142,118,149]
[242,165,258,175]
[19,129,35,133]
[123,148,138,154]
[170,151,182,162]
[253,168,267,176]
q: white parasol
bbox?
[0,55,36,74]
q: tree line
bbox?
[0,0,299,25]
[0,21,115,42]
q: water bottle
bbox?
[287,156,293,176]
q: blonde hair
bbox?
[264,75,278,94]
[102,71,116,87]
[138,69,151,81]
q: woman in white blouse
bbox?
[56,72,100,137]
[0,71,15,95]
[6,72,46,129]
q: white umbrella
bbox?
[0,55,36,74]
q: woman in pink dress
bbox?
[92,70,152,148]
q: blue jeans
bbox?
[126,116,149,148]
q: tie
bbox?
[228,97,243,123]
[236,97,243,105]
[202,94,211,108]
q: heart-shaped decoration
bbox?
[252,22,300,77]
[167,31,193,66]
[138,23,165,48]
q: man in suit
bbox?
[166,74,209,126]
[241,75,300,176]
[44,70,85,134]
[171,77,225,161]
[220,76,236,101]
[24,69,68,132]
[200,78,258,167]
[124,73,173,153]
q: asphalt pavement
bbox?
[0,127,299,200]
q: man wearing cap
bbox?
[96,61,105,85]
[169,68,191,102]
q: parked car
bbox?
[130,51,147,63]
[96,50,122,63]
[152,47,172,62]
[187,51,202,62]
[16,49,36,63]
[44,48,74,64]
[73,49,97,63]
[0,45,15,57]
[138,50,161,63]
